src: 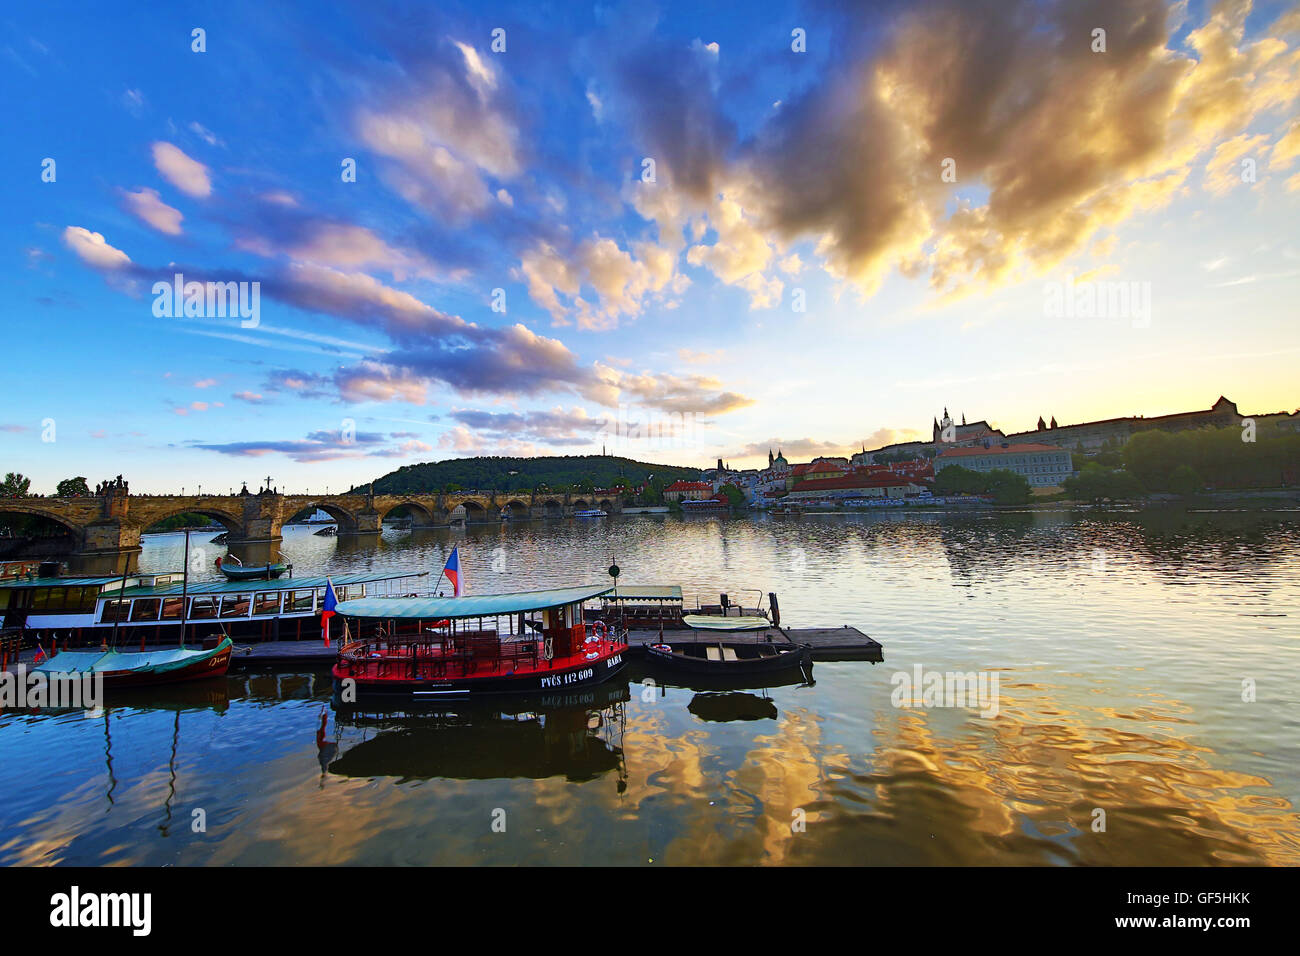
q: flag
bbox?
[33,642,46,664]
[321,578,338,647]
[441,546,462,597]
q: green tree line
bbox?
[360,455,700,497]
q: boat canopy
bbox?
[117,570,428,598]
[337,584,613,620]
[606,585,683,602]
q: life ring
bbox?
[590,620,607,641]
[651,643,673,653]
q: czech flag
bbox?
[321,578,338,646]
[442,546,461,597]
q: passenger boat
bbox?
[331,584,628,704]
[216,555,290,580]
[644,637,811,674]
[31,637,233,688]
[0,569,429,644]
[573,509,607,518]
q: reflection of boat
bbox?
[32,637,233,688]
[332,584,629,705]
[216,555,290,580]
[645,638,811,675]
[329,681,629,783]
[687,691,778,722]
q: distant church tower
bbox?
[1037,416,1046,431]
[1050,416,1058,429]
[769,449,774,467]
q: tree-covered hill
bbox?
[358,455,702,494]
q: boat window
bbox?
[254,592,281,615]
[32,587,63,610]
[160,597,184,620]
[220,594,252,618]
[189,596,218,619]
[0,591,8,610]
[130,599,161,622]
[288,590,314,612]
[100,600,129,623]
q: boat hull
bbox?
[332,646,628,706]
[220,564,288,581]
[34,638,234,689]
[645,640,811,675]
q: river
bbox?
[2,508,1297,865]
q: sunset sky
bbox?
[4,0,1299,493]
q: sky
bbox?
[3,0,1299,494]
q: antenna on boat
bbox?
[179,528,190,648]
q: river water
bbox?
[2,508,1298,865]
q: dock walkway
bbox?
[2,625,881,672]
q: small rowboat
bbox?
[216,556,290,580]
[645,639,811,675]
[31,637,233,689]
[681,613,770,631]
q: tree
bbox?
[719,484,746,508]
[1063,463,1144,503]
[1,472,31,497]
[1168,464,1201,497]
[56,476,90,497]
[985,469,1031,505]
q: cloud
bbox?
[193,428,431,463]
[193,378,218,388]
[448,406,608,445]
[355,39,521,220]
[520,235,685,328]
[122,187,184,235]
[62,226,130,270]
[728,437,861,461]
[616,0,1300,303]
[232,390,268,404]
[151,142,211,198]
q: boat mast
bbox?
[179,530,190,647]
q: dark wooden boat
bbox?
[216,556,290,580]
[644,638,811,674]
[31,636,233,688]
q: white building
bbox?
[935,442,1074,487]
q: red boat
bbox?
[331,584,627,705]
[30,636,233,688]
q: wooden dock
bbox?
[2,625,882,673]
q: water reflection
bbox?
[329,682,629,787]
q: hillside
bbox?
[359,455,702,495]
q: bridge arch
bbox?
[0,503,83,545]
[379,500,437,526]
[501,498,530,518]
[138,505,242,535]
[597,498,613,512]
[538,498,563,517]
[289,501,359,533]
[571,498,590,510]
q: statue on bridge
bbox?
[96,475,128,496]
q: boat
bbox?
[331,584,628,705]
[644,637,811,674]
[313,526,337,536]
[680,497,729,511]
[216,555,291,580]
[31,637,233,688]
[0,568,430,644]
[573,509,607,517]
[680,613,771,631]
[29,532,233,690]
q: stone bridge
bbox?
[0,487,624,560]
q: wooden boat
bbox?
[681,613,770,631]
[644,638,811,674]
[31,636,233,688]
[332,584,628,705]
[216,556,290,580]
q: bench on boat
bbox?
[704,646,740,662]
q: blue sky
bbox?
[4,0,1299,493]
